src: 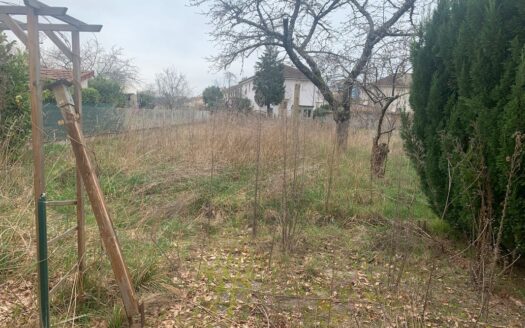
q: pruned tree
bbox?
[253,47,285,116]
[362,43,411,178]
[191,0,427,150]
[155,67,190,109]
[42,38,139,88]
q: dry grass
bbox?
[1,111,524,327]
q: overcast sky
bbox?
[7,0,257,95]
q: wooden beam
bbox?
[43,30,73,60]
[0,5,67,16]
[71,29,86,300]
[24,0,102,32]
[50,83,140,322]
[27,8,46,328]
[0,22,103,32]
[0,14,28,46]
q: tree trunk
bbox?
[370,114,387,178]
[267,104,273,117]
[334,103,350,151]
[371,139,389,178]
[336,119,349,150]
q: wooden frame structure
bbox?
[0,1,142,326]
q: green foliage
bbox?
[404,0,525,252]
[138,90,156,109]
[42,89,56,104]
[313,104,332,118]
[88,76,124,105]
[230,97,252,112]
[0,34,30,155]
[82,87,101,105]
[253,47,285,115]
[203,85,223,108]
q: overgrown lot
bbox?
[1,114,524,327]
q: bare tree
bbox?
[42,38,139,87]
[155,67,190,110]
[191,0,426,150]
[361,43,411,178]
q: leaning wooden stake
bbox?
[71,30,86,298]
[50,82,142,325]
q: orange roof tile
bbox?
[41,68,95,82]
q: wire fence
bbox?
[43,104,210,141]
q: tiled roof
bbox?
[282,64,309,80]
[41,68,95,82]
[375,73,412,88]
[238,64,310,85]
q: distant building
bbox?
[188,96,205,110]
[41,68,95,88]
[226,65,325,117]
[360,73,412,112]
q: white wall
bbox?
[238,78,325,116]
[359,85,411,113]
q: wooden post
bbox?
[293,84,301,118]
[27,9,46,328]
[71,30,86,297]
[51,83,140,321]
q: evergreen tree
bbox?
[253,47,284,116]
[404,0,525,252]
[203,86,223,108]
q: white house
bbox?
[359,73,412,112]
[227,65,325,117]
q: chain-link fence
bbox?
[43,104,209,141]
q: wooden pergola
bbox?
[0,1,142,327]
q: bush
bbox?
[403,0,525,252]
[0,34,30,156]
[313,104,332,118]
[138,90,156,109]
[230,97,252,112]
[88,76,124,105]
[82,87,101,105]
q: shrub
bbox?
[88,76,124,105]
[82,87,101,105]
[313,104,332,119]
[138,90,156,109]
[403,0,525,252]
[230,97,252,113]
[0,34,30,156]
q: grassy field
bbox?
[1,113,524,327]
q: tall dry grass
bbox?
[0,110,437,326]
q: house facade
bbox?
[226,65,325,116]
[359,73,412,112]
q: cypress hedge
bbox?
[403,0,525,252]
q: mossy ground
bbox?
[1,116,524,327]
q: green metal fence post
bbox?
[37,194,50,328]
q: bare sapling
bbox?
[324,130,338,214]
[291,84,301,197]
[252,112,262,238]
[364,55,410,178]
[279,100,292,252]
[479,133,524,320]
